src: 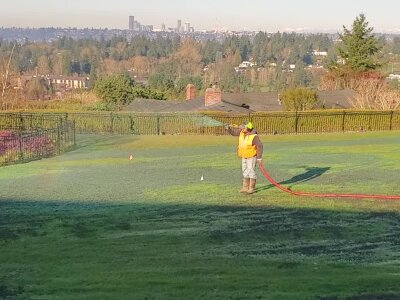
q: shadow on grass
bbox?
[255,166,330,193]
[1,199,400,299]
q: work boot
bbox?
[247,179,256,194]
[239,178,250,193]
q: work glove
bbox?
[257,158,262,163]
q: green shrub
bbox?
[280,87,320,111]
[93,74,135,109]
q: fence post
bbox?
[129,115,135,134]
[73,120,76,146]
[60,116,65,152]
[17,113,24,163]
[19,112,24,131]
[294,111,299,134]
[57,123,61,155]
[18,131,23,163]
[110,112,114,133]
[368,113,372,131]
[390,110,394,131]
[156,115,160,135]
[341,111,346,132]
[201,115,205,135]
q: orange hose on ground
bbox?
[257,161,400,200]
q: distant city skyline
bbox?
[1,0,400,33]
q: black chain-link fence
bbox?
[1,110,399,165]
[0,113,75,166]
[53,110,400,135]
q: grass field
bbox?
[1,132,400,299]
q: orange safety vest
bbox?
[237,130,257,158]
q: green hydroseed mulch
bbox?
[1,132,400,299]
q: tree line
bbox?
[0,31,347,97]
[1,14,400,110]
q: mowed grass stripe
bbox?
[1,132,400,299]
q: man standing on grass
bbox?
[226,122,263,194]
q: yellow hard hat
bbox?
[246,122,253,130]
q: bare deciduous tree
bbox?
[1,43,16,105]
[350,79,400,110]
[173,39,202,77]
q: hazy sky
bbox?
[1,0,400,32]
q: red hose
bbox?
[257,161,400,200]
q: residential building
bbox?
[46,75,89,89]
[18,75,90,91]
[388,73,400,81]
[313,50,328,56]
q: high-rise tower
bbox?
[129,16,135,30]
[184,22,190,32]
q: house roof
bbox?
[317,89,356,109]
[123,89,356,113]
[222,92,282,111]
[222,89,356,111]
[123,98,182,112]
[123,98,250,113]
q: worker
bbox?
[226,122,263,194]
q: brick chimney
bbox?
[186,84,195,100]
[204,85,222,106]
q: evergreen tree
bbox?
[337,14,381,72]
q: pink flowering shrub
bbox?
[0,130,55,164]
[0,130,16,138]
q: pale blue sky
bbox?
[1,0,400,32]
